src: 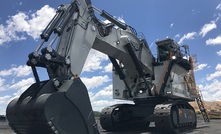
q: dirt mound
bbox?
[190,101,221,113]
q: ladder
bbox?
[186,56,209,122]
[196,90,210,122]
[184,70,210,123]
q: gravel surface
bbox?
[98,118,219,134]
[0,117,220,134]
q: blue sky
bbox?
[0,0,221,115]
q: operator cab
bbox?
[155,38,191,70]
[156,38,180,62]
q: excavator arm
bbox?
[6,0,154,134]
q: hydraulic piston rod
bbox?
[35,5,65,52]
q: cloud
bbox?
[200,91,214,102]
[91,99,133,111]
[27,5,56,39]
[216,3,221,10]
[0,65,32,91]
[0,65,31,77]
[10,78,34,99]
[117,17,126,23]
[103,63,112,73]
[0,77,34,115]
[191,9,200,15]
[170,23,174,28]
[0,78,8,91]
[195,63,207,71]
[9,77,34,90]
[206,64,221,81]
[174,34,180,38]
[215,63,221,71]
[178,32,197,44]
[87,84,134,111]
[0,65,34,91]
[90,85,112,101]
[81,75,110,90]
[0,95,12,114]
[206,71,221,81]
[199,79,221,101]
[82,49,108,72]
[206,35,221,45]
[217,50,221,56]
[215,13,221,22]
[91,100,117,111]
[0,95,11,104]
[0,95,11,115]
[199,21,217,37]
[0,5,56,45]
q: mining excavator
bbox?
[6,0,199,133]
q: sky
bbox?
[0,0,221,115]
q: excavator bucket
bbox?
[6,78,98,134]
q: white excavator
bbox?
[6,0,199,133]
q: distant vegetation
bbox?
[93,111,101,117]
[0,115,6,122]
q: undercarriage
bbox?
[100,100,197,133]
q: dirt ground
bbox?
[0,116,220,134]
[98,117,220,134]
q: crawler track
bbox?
[100,101,197,133]
[154,101,197,133]
[100,104,150,131]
